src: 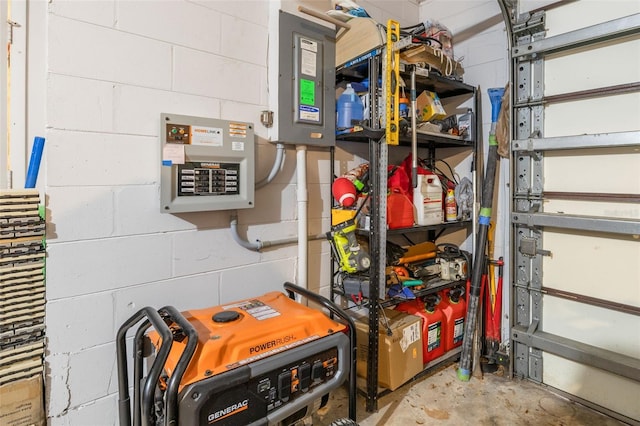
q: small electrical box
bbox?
[160,113,254,213]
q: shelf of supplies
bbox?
[356,220,471,237]
[404,66,475,98]
[332,43,480,414]
[386,219,472,235]
[333,274,464,308]
[380,278,465,308]
[337,128,474,148]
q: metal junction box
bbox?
[160,113,255,213]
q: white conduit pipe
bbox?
[296,145,308,290]
[256,143,286,190]
[230,216,324,251]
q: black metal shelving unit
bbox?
[331,47,480,412]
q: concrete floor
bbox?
[312,363,626,425]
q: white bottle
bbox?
[413,173,443,226]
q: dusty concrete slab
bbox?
[312,364,625,425]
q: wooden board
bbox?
[336,17,385,67]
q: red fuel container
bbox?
[387,188,414,229]
[395,295,445,364]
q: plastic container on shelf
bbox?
[387,188,414,229]
[337,83,364,129]
[445,188,457,222]
[413,172,443,226]
[399,97,410,118]
[395,294,445,364]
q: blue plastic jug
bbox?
[337,84,364,129]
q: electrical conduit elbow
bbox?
[230,215,324,252]
[230,215,262,251]
[256,143,286,190]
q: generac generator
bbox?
[116,282,357,426]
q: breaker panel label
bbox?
[177,162,239,196]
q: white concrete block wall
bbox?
[42,0,316,422]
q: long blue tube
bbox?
[25,136,45,188]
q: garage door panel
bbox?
[545,37,640,96]
[544,94,640,137]
[542,296,640,358]
[544,147,640,193]
[544,2,640,37]
[510,1,639,421]
[542,230,640,306]
[543,199,640,219]
[543,353,640,421]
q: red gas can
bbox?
[387,188,414,229]
[440,287,467,352]
[395,294,445,364]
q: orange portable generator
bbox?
[116,282,357,426]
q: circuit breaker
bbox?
[160,113,254,213]
[272,10,335,146]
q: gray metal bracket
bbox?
[510,6,547,383]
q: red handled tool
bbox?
[484,257,504,364]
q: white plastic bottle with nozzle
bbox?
[413,173,443,225]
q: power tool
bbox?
[327,218,371,274]
[116,283,357,426]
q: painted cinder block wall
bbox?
[40,0,425,423]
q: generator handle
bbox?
[283,282,358,422]
[134,321,153,426]
[160,306,199,426]
[116,307,174,426]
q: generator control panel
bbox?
[160,114,254,213]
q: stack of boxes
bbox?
[0,189,46,423]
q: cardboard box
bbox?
[416,90,446,122]
[0,375,45,426]
[355,309,423,391]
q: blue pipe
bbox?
[25,136,45,188]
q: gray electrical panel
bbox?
[277,11,335,146]
[160,113,254,213]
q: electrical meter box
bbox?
[160,113,254,213]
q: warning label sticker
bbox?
[222,300,280,320]
[400,322,421,353]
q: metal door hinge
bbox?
[519,237,551,257]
